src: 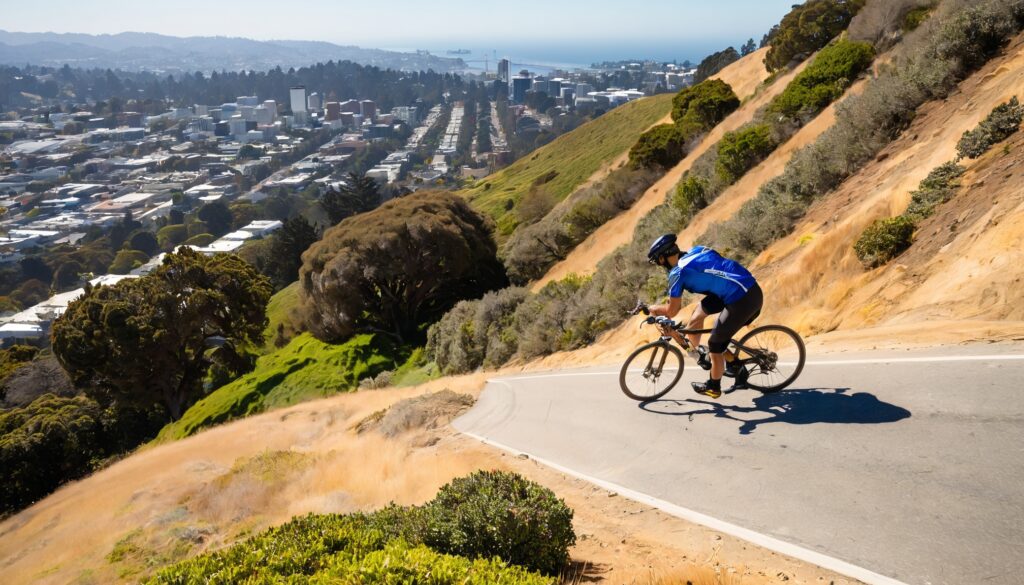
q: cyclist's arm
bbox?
[649,296,682,318]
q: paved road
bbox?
[454,344,1024,585]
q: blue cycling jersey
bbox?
[667,246,757,305]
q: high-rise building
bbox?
[340,100,360,113]
[307,92,323,111]
[498,58,511,82]
[511,75,532,104]
[256,106,274,126]
[359,100,377,120]
[290,86,307,113]
[237,96,259,107]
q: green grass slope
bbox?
[462,93,674,234]
[154,333,400,442]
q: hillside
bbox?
[462,93,675,234]
[7,6,1024,585]
[533,47,784,288]
[753,31,1024,336]
[0,30,463,72]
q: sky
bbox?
[2,0,797,61]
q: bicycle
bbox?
[618,303,806,401]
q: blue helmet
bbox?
[647,234,680,264]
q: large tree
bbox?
[300,191,507,343]
[264,216,321,290]
[51,248,271,420]
[320,172,381,225]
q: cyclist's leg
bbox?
[707,285,764,379]
[686,295,723,348]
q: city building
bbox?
[289,86,307,113]
[308,92,323,111]
[511,75,532,104]
[498,58,511,82]
[237,96,259,107]
[325,102,341,121]
[359,100,377,120]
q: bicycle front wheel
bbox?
[619,341,684,401]
[734,325,805,392]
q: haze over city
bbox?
[4,0,798,62]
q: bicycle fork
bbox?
[645,342,671,380]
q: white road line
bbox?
[459,429,908,585]
[493,354,1024,382]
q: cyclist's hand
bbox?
[629,300,650,316]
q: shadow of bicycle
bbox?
[639,387,911,435]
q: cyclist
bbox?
[643,234,763,399]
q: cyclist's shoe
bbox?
[691,378,722,399]
[723,359,743,378]
[695,345,712,371]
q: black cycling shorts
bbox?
[701,283,763,354]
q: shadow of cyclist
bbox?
[639,387,911,435]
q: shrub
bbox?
[629,124,687,169]
[421,470,576,576]
[693,47,740,83]
[765,0,867,72]
[715,124,777,183]
[955,96,1023,159]
[156,224,187,250]
[148,472,567,583]
[675,174,712,216]
[854,216,916,267]
[671,79,740,128]
[501,167,658,285]
[183,233,214,247]
[904,161,966,220]
[427,288,528,374]
[767,40,876,120]
[848,0,932,49]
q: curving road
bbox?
[453,344,1024,585]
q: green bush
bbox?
[672,173,711,215]
[854,216,916,267]
[1,394,164,515]
[156,224,187,250]
[715,124,777,183]
[148,472,568,583]
[765,0,866,72]
[426,288,528,374]
[956,96,1023,159]
[671,79,740,128]
[903,5,933,31]
[182,233,214,247]
[420,471,576,576]
[107,249,149,275]
[629,124,688,169]
[693,47,740,83]
[767,40,875,119]
[904,162,966,220]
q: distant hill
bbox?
[0,30,466,73]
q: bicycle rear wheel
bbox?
[734,325,805,392]
[619,341,684,401]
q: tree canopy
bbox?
[320,172,382,225]
[51,248,271,420]
[300,190,507,344]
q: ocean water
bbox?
[384,41,721,74]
